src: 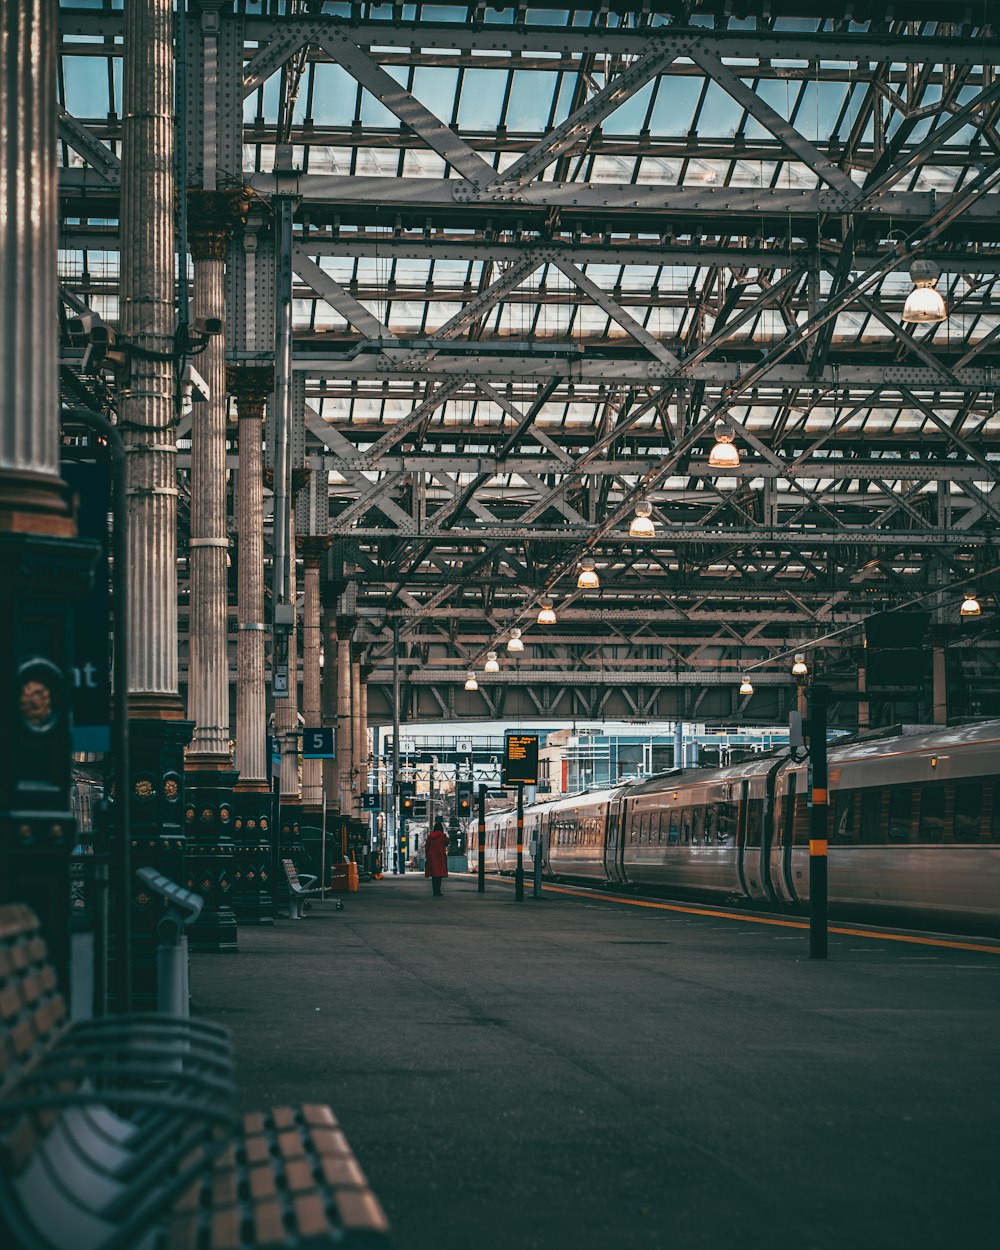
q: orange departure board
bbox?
[502,733,539,785]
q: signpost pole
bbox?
[533,822,543,898]
[320,795,327,901]
[477,783,486,893]
[515,781,524,901]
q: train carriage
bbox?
[772,721,1000,923]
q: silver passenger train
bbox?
[473,720,1000,929]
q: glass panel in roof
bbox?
[359,68,408,128]
[647,76,703,136]
[603,80,655,135]
[741,78,794,139]
[456,69,507,129]
[695,82,746,138]
[795,81,850,142]
[402,150,448,177]
[62,55,110,117]
[411,66,460,123]
[310,63,359,126]
[506,71,558,132]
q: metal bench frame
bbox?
[0,902,387,1249]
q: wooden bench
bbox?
[282,858,342,919]
[0,903,389,1249]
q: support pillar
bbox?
[183,193,247,954]
[0,0,98,991]
[120,0,193,1008]
[336,617,355,859]
[229,366,274,922]
[321,588,341,817]
[932,644,948,725]
[275,491,304,861]
[298,536,331,876]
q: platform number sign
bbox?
[302,727,335,759]
[361,793,381,811]
[502,733,539,786]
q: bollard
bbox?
[136,867,204,1017]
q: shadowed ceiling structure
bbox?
[57,0,1000,726]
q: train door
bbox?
[735,780,750,896]
[781,771,802,907]
[605,795,628,885]
[757,759,787,904]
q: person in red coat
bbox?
[424,820,449,895]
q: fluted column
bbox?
[121,0,181,715]
[120,0,193,1006]
[321,588,341,812]
[186,193,246,765]
[299,539,331,814]
[359,664,371,795]
[336,619,355,823]
[0,0,97,989]
[228,365,274,922]
[275,487,305,860]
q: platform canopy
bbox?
[56,1,1000,724]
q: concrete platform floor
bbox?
[191,874,1000,1250]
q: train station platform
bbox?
[190,874,1000,1250]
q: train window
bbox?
[859,790,883,844]
[704,805,717,845]
[692,806,705,845]
[953,781,982,843]
[918,784,945,843]
[744,797,763,847]
[629,813,638,845]
[831,791,854,846]
[717,803,736,845]
[887,788,913,843]
[680,809,692,845]
[668,809,680,845]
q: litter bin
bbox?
[329,862,359,892]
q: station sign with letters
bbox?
[502,733,539,786]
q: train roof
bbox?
[623,751,786,796]
[824,717,1000,767]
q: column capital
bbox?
[291,467,312,494]
[228,364,274,419]
[337,615,357,642]
[188,188,251,261]
[297,535,333,567]
[322,580,346,609]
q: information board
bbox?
[502,733,539,786]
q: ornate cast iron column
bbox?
[336,617,356,854]
[275,481,307,863]
[298,537,331,876]
[119,0,194,1006]
[321,585,342,817]
[181,192,247,954]
[0,0,98,989]
[228,365,274,922]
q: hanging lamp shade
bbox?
[708,420,740,469]
[739,676,754,695]
[537,599,557,625]
[629,500,656,538]
[464,672,478,691]
[960,593,981,618]
[577,557,600,589]
[484,651,500,672]
[902,259,947,324]
[507,628,524,653]
[791,653,808,677]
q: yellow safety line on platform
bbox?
[492,878,1000,955]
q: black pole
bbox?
[515,782,524,901]
[477,783,486,893]
[63,408,131,1012]
[808,684,829,960]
